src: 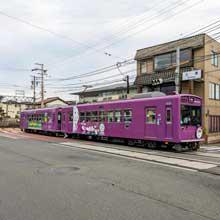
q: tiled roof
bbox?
[35,97,67,105]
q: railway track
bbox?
[58,141,220,175]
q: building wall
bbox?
[204,35,220,142]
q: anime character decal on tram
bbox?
[72,105,106,136]
[20,93,204,152]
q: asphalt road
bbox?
[0,136,219,220]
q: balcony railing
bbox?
[135,67,194,86]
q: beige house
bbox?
[0,101,33,119]
[134,33,220,143]
[0,97,70,119]
[72,83,137,103]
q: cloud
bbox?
[0,0,219,100]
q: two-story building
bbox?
[134,34,220,143]
[72,83,137,103]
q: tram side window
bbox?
[91,111,98,122]
[99,111,105,122]
[38,115,42,122]
[69,112,73,121]
[44,113,48,123]
[124,109,132,123]
[107,111,114,122]
[114,110,122,122]
[146,108,156,124]
[41,114,45,122]
[80,112,85,122]
[166,108,172,123]
[48,113,52,123]
[86,112,91,122]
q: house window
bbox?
[154,49,192,70]
[140,62,147,74]
[146,108,156,124]
[211,51,218,67]
[209,115,220,133]
[154,53,172,70]
[209,83,215,99]
[216,84,220,100]
[209,83,220,100]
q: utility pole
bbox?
[117,62,130,95]
[31,75,36,104]
[175,47,180,94]
[32,63,47,108]
[126,75,130,94]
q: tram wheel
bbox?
[173,144,183,153]
[147,142,157,149]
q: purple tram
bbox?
[20,94,203,152]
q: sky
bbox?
[0,0,220,101]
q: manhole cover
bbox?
[36,166,80,175]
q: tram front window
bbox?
[181,105,201,126]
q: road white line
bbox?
[60,142,217,171]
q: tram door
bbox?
[165,106,173,139]
[145,107,158,139]
[57,112,62,130]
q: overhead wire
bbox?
[0,10,125,61]
[47,0,194,70]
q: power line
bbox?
[47,69,136,89]
[47,59,135,82]
[93,0,191,47]
[0,10,124,61]
[54,75,137,93]
[48,32,220,84]
[47,0,193,70]
[50,51,220,89]
[96,0,204,51]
